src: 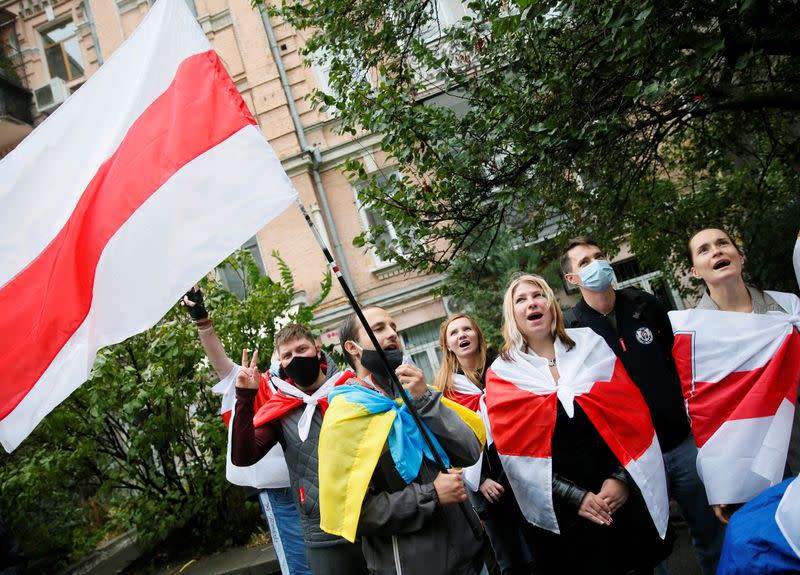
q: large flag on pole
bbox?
[0,0,297,451]
[485,328,669,538]
[670,291,800,505]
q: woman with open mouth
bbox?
[434,313,533,574]
[484,274,672,574]
[680,227,800,524]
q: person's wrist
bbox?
[195,318,213,334]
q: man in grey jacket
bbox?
[334,306,484,575]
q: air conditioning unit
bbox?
[33,77,69,114]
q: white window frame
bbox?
[615,268,685,310]
[353,173,405,270]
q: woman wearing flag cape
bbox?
[485,274,672,575]
[673,227,800,524]
[434,314,533,574]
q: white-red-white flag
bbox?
[670,291,800,505]
[213,366,290,489]
[446,373,492,491]
[0,0,297,451]
[485,328,669,537]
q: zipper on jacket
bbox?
[392,534,402,574]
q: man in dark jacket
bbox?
[332,306,484,574]
[559,237,725,575]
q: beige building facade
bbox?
[0,0,450,379]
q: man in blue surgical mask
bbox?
[559,237,724,575]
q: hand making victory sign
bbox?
[236,348,260,389]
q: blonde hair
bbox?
[434,313,488,396]
[500,274,574,360]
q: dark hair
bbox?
[337,306,380,369]
[686,227,744,267]
[274,323,316,353]
[559,236,601,275]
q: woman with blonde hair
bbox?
[485,274,672,574]
[435,313,532,574]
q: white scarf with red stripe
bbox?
[447,374,492,490]
[669,291,800,505]
[485,328,668,537]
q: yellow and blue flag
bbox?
[318,383,484,542]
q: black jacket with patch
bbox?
[565,288,690,452]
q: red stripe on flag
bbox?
[485,369,556,458]
[577,360,655,465]
[688,331,800,448]
[673,332,694,399]
[0,50,255,421]
[446,389,482,413]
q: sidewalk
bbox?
[145,544,280,575]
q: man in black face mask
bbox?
[330,306,485,575]
[183,288,367,575]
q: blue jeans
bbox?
[656,434,726,575]
[259,488,312,575]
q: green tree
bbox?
[267,0,800,292]
[0,252,330,572]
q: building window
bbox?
[41,21,84,82]
[354,173,405,268]
[400,319,444,384]
[612,258,684,310]
[218,236,266,299]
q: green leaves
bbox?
[265,0,800,294]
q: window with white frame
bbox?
[354,173,405,268]
[612,257,684,310]
[400,319,444,384]
[218,236,266,299]
[40,20,84,83]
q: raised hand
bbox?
[182,285,208,321]
[395,363,427,399]
[236,348,260,389]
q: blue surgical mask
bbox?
[578,260,615,292]
[269,360,282,378]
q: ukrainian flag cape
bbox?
[318,381,484,542]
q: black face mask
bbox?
[282,354,322,389]
[359,348,404,379]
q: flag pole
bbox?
[296,199,482,538]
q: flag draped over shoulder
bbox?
[212,367,289,490]
[0,0,297,452]
[318,381,484,542]
[669,291,800,505]
[485,328,668,538]
[446,373,493,491]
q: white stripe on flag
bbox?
[499,454,557,533]
[697,398,796,505]
[624,435,669,538]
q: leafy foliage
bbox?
[267,0,800,293]
[438,233,562,348]
[0,252,330,572]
